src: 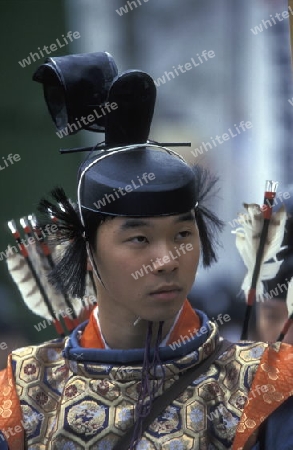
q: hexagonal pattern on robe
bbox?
[227,389,248,412]
[43,363,69,395]
[89,433,131,450]
[89,378,121,402]
[12,346,35,360]
[245,364,259,389]
[64,398,109,441]
[15,383,24,398]
[173,386,195,405]
[197,380,224,403]
[159,434,195,450]
[20,403,45,439]
[61,379,88,405]
[148,404,182,436]
[206,403,239,443]
[125,380,141,401]
[19,357,41,383]
[222,360,242,391]
[186,400,206,433]
[27,385,58,413]
[114,400,134,431]
[51,435,84,450]
[36,346,64,365]
[238,344,265,363]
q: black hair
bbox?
[38,165,224,298]
[82,209,114,249]
[192,165,224,267]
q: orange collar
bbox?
[80,299,200,349]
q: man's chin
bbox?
[140,302,184,324]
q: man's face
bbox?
[93,210,200,324]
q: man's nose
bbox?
[150,244,180,272]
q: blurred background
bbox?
[0,0,293,368]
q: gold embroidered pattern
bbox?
[67,400,107,435]
[10,330,271,449]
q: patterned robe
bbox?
[0,306,292,449]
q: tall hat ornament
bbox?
[32,51,119,134]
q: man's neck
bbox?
[97,307,178,349]
[80,299,201,350]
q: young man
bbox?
[0,56,292,450]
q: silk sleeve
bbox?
[0,356,24,450]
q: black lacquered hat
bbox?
[79,146,197,216]
[77,69,197,217]
[32,51,118,133]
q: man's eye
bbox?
[177,231,191,238]
[129,236,148,243]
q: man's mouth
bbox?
[149,284,182,300]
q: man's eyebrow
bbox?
[119,219,152,231]
[119,212,195,231]
[173,212,196,223]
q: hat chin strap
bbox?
[85,240,105,288]
[133,317,142,326]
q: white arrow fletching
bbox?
[6,241,97,321]
[232,203,287,300]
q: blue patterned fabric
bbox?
[63,309,213,363]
